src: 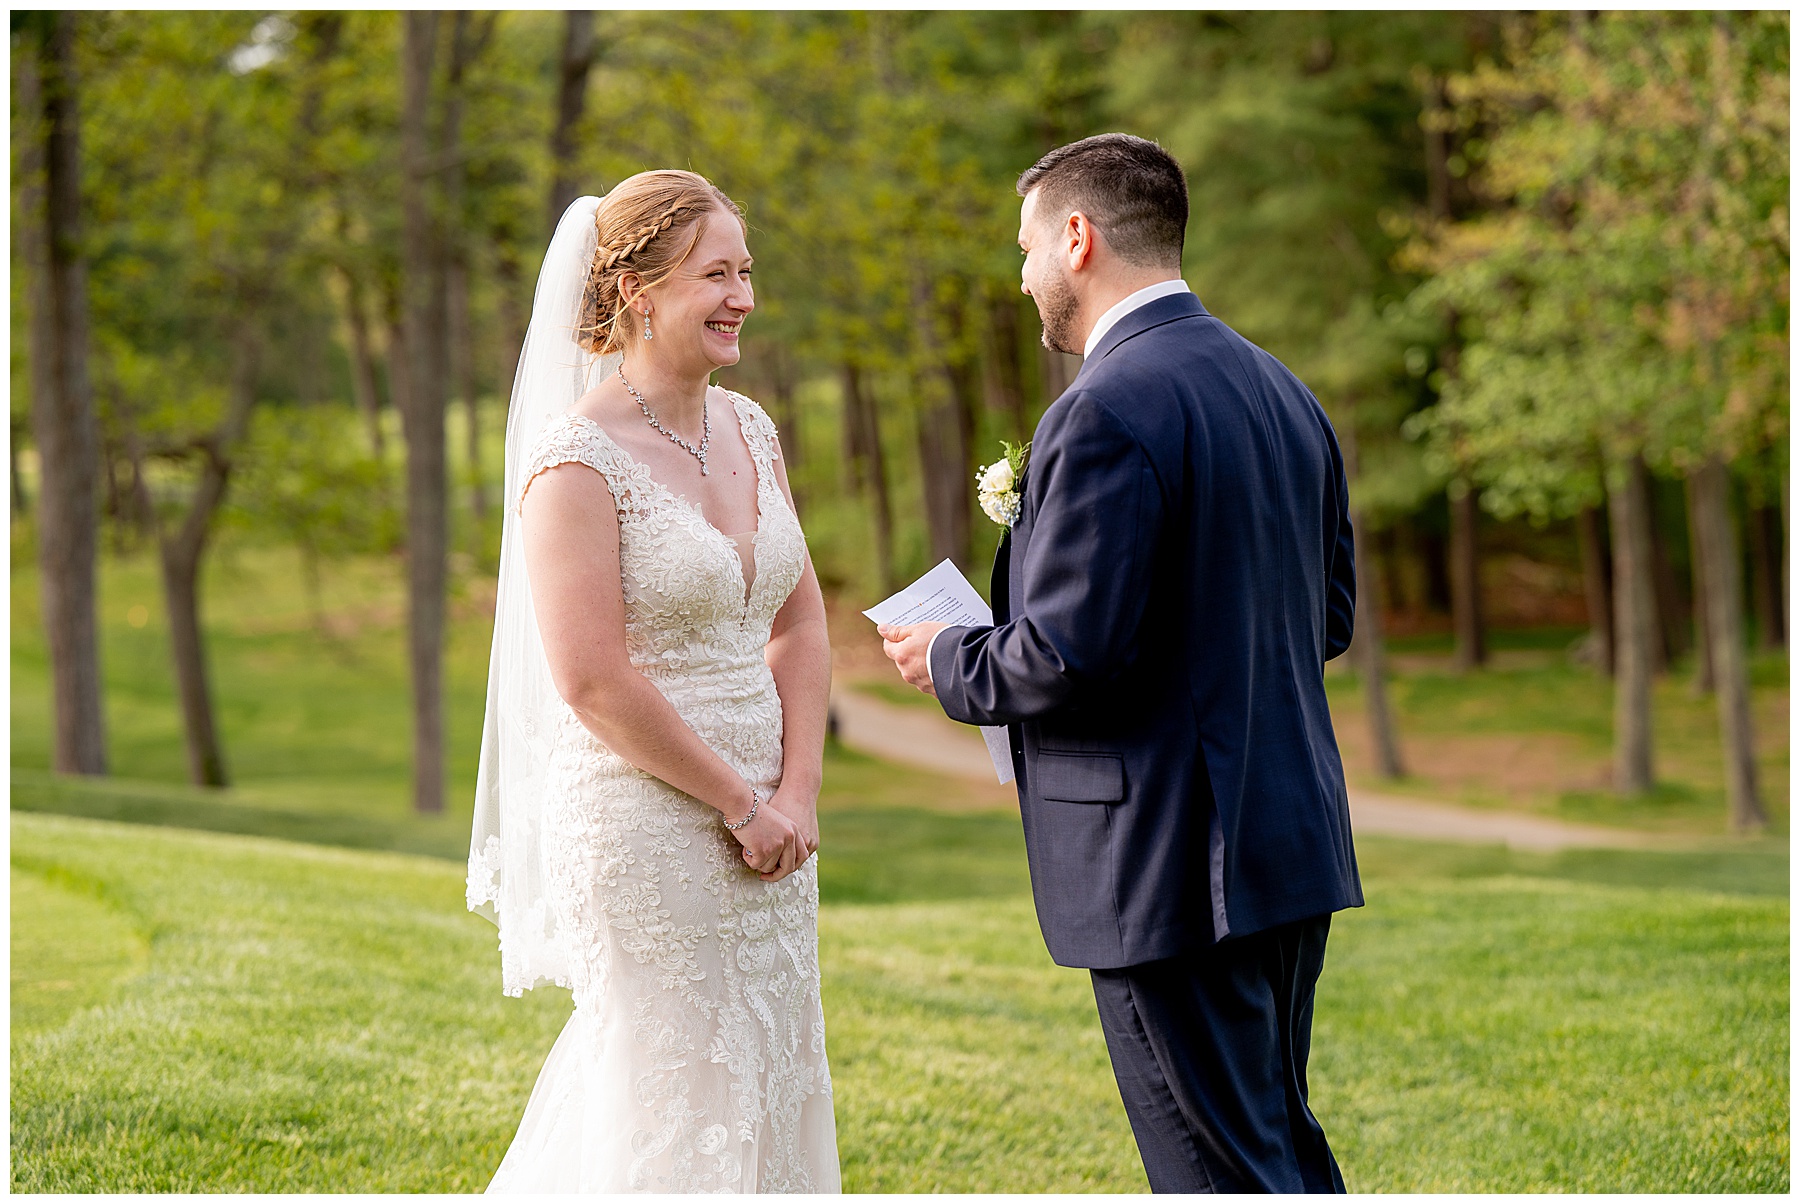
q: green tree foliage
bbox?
[1403,12,1787,520]
[226,407,398,629]
[1399,12,1788,811]
[17,12,1786,819]
[79,12,338,786]
[1107,11,1489,518]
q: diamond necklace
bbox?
[618,364,711,475]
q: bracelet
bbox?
[723,785,763,831]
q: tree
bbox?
[1342,418,1405,778]
[81,12,329,787]
[1608,456,1658,793]
[546,11,596,234]
[1575,501,1614,674]
[228,406,399,631]
[1420,69,1489,674]
[399,11,450,814]
[1655,13,1785,830]
[1402,12,1787,814]
[15,11,108,776]
[442,13,498,538]
[838,361,896,588]
[1690,458,1764,831]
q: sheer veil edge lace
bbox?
[466,194,612,996]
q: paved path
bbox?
[830,686,1662,852]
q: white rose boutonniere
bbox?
[976,440,1029,528]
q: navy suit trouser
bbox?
[1089,916,1345,1194]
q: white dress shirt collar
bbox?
[1082,278,1192,359]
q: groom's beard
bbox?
[1034,263,1083,355]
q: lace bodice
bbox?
[483,389,836,1194]
[520,391,806,679]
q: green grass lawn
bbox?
[11,539,1790,1191]
[12,809,1787,1192]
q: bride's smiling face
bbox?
[628,208,755,374]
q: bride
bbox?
[466,169,840,1193]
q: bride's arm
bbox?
[762,442,831,866]
[521,462,801,875]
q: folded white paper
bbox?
[863,559,1016,784]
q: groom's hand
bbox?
[878,621,949,697]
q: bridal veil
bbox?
[466,195,618,996]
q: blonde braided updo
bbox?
[576,170,748,356]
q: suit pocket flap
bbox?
[1038,752,1124,803]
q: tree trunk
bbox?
[160,538,226,788]
[1771,475,1785,637]
[1340,419,1403,777]
[764,342,799,466]
[1689,456,1765,833]
[114,437,152,546]
[840,361,894,590]
[443,12,489,528]
[11,418,28,516]
[1430,77,1487,679]
[1377,526,1407,617]
[1576,502,1613,675]
[494,244,528,415]
[401,12,449,815]
[1352,516,1405,779]
[386,310,409,424]
[1648,484,1687,671]
[983,292,1030,440]
[1038,344,1079,404]
[1609,455,1656,795]
[158,521,223,788]
[453,258,485,522]
[915,371,975,572]
[146,328,262,789]
[1422,73,1454,224]
[1419,523,1451,613]
[546,10,597,234]
[913,279,978,572]
[21,15,107,776]
[1748,499,1783,649]
[340,266,386,460]
[1782,477,1789,642]
[1685,475,1715,694]
[761,343,802,517]
[1449,480,1486,672]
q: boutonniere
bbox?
[976,440,1030,528]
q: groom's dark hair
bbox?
[1017,134,1188,270]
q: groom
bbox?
[880,134,1361,1193]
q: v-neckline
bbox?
[566,393,765,610]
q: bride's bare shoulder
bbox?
[565,376,633,431]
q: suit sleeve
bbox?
[931,392,1161,727]
[1323,423,1356,661]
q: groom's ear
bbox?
[1065,210,1099,273]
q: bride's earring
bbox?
[642,309,653,341]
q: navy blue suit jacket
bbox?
[930,292,1362,969]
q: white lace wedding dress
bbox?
[480,391,839,1193]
